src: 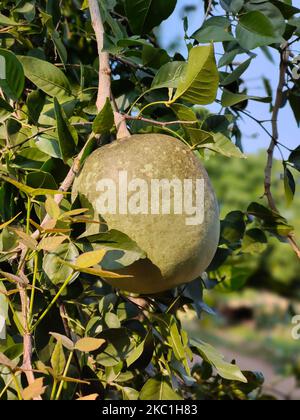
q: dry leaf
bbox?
[22,377,46,400]
[38,236,67,252]
[75,337,106,352]
[77,393,99,401]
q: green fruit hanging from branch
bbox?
[73,133,220,294]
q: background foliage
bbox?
[0,0,299,400]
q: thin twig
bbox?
[203,0,213,24]
[264,43,300,259]
[58,302,81,375]
[17,249,42,399]
[31,135,94,240]
[88,0,130,139]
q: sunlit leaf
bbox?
[169,45,219,105]
[18,56,72,100]
[51,339,66,377]
[75,337,106,352]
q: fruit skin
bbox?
[73,134,220,294]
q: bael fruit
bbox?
[73,134,220,294]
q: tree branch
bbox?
[88,0,130,139]
[124,115,198,127]
[264,43,300,259]
[17,249,42,399]
[203,0,213,24]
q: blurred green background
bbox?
[156,0,300,399]
[183,152,300,399]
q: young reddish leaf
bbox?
[38,236,67,252]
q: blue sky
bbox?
[158,0,300,159]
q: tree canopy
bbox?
[0,0,300,401]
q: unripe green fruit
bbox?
[73,134,220,294]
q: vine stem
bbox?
[264,43,300,259]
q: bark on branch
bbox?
[88,0,130,139]
[264,44,300,259]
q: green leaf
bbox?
[142,45,169,69]
[247,202,293,236]
[124,0,177,34]
[169,317,186,363]
[0,13,19,26]
[126,339,146,368]
[126,332,152,368]
[242,228,268,254]
[81,229,146,266]
[92,98,114,135]
[288,146,300,171]
[96,328,134,367]
[54,97,78,162]
[121,387,139,400]
[289,94,300,127]
[0,97,13,122]
[221,58,253,86]
[0,49,24,100]
[139,377,183,400]
[221,211,246,244]
[61,260,132,279]
[245,1,286,36]
[188,128,214,147]
[51,31,68,65]
[220,0,244,14]
[236,11,283,50]
[200,132,246,158]
[284,167,296,206]
[170,103,199,126]
[43,242,79,285]
[0,175,69,198]
[45,196,61,220]
[170,103,213,146]
[18,56,72,100]
[271,0,300,19]
[169,45,219,105]
[26,171,57,191]
[221,89,271,107]
[104,312,121,329]
[191,339,247,383]
[238,11,276,37]
[35,135,62,159]
[26,90,45,124]
[51,340,66,377]
[193,17,234,43]
[151,61,187,91]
